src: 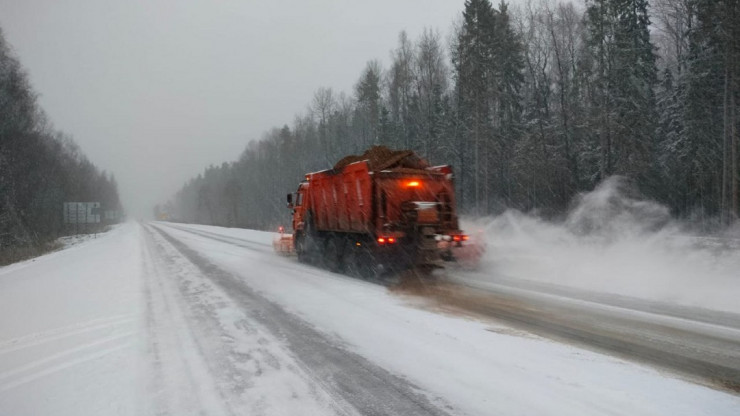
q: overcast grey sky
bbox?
[0,0,472,218]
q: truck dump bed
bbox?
[306,146,459,234]
[308,161,373,233]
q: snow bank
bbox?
[468,177,740,313]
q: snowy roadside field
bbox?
[0,221,738,415]
[0,224,141,415]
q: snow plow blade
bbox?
[273,233,295,256]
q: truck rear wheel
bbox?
[301,211,321,265]
[344,240,375,279]
[324,236,343,273]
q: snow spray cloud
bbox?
[467,177,740,313]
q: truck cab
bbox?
[287,182,308,234]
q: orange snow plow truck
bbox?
[274,146,483,275]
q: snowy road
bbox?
[1,222,739,415]
[439,273,740,389]
[143,223,452,416]
[159,222,740,390]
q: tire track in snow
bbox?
[158,222,740,393]
[0,314,135,355]
[0,333,133,392]
[455,273,740,331]
[140,224,233,416]
[402,278,740,392]
[142,224,356,416]
[159,223,272,253]
[150,223,457,416]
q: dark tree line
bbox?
[0,28,122,263]
[652,0,740,223]
[165,0,739,230]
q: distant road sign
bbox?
[104,210,120,221]
[63,202,101,224]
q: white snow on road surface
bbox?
[0,221,738,415]
[140,222,355,416]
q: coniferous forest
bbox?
[0,28,122,263]
[158,0,733,231]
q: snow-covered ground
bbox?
[0,221,738,415]
[0,225,140,415]
[56,229,112,250]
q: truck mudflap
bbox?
[413,226,445,268]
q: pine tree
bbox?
[656,68,688,211]
[354,61,382,148]
[388,32,416,149]
[676,0,727,218]
[683,0,740,222]
[414,28,449,163]
[490,1,524,208]
[452,0,496,213]
[584,0,658,184]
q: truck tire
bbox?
[343,243,360,277]
[295,233,308,262]
[303,211,320,264]
[324,236,343,273]
[344,240,374,279]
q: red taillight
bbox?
[451,234,468,243]
[404,180,421,188]
[377,237,386,244]
[388,237,396,243]
[377,236,396,245]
